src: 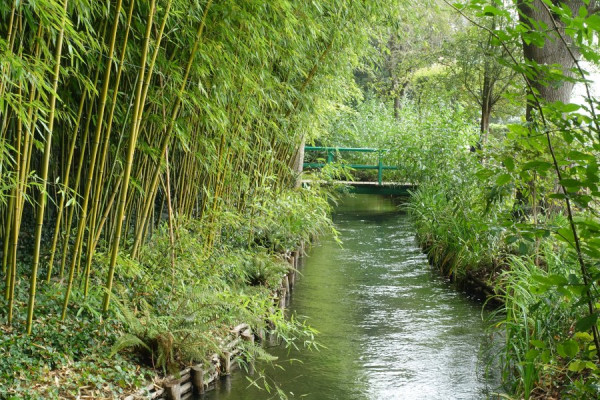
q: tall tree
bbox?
[517,0,596,116]
[444,21,522,148]
[362,0,455,117]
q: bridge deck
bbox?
[301,180,415,196]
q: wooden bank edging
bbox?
[123,242,305,400]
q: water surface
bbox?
[204,195,499,399]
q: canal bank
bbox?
[202,194,501,400]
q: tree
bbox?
[445,22,522,148]
[517,0,597,116]
[360,0,456,117]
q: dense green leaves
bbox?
[3,0,600,397]
[0,0,401,326]
[0,0,401,394]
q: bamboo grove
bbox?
[0,0,398,333]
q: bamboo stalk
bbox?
[27,0,69,334]
[73,8,126,268]
[0,0,17,100]
[163,146,176,284]
[92,175,123,251]
[5,15,42,313]
[102,0,157,313]
[58,20,108,279]
[61,0,124,319]
[130,0,213,257]
[46,89,88,282]
[3,84,21,309]
[123,0,172,249]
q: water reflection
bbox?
[203,195,500,400]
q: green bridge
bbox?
[302,146,414,196]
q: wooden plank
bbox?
[191,366,204,394]
[231,323,249,335]
[180,382,193,395]
[165,382,180,400]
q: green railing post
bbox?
[327,149,334,164]
[377,150,383,185]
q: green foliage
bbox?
[389,100,479,185]
[334,3,600,398]
[327,97,399,149]
[3,0,600,398]
[109,186,333,374]
[241,254,289,287]
[0,184,333,396]
[497,250,600,399]
[407,183,508,278]
[360,0,457,103]
[328,95,479,185]
[394,1,600,397]
[2,0,387,392]
[0,0,403,329]
[0,310,152,399]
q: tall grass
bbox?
[406,183,506,279]
[497,240,600,399]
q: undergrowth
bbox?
[0,185,334,399]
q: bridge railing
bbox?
[302,146,398,185]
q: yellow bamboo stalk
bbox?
[46,89,88,281]
[61,0,124,319]
[102,0,157,313]
[58,20,108,279]
[163,146,176,283]
[130,0,213,257]
[27,0,69,334]
[92,175,123,251]
[0,0,17,100]
[87,0,135,239]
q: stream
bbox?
[202,194,500,399]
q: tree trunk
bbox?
[480,105,491,147]
[388,34,402,120]
[479,64,493,149]
[393,80,401,119]
[293,136,306,189]
[517,0,587,117]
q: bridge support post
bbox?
[378,150,383,185]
